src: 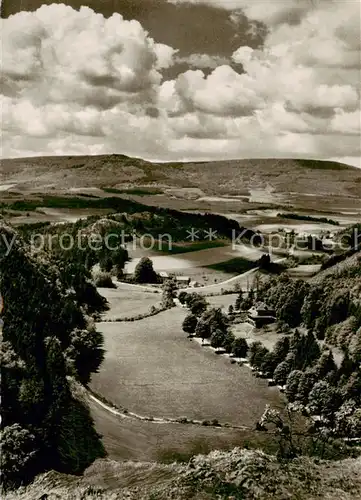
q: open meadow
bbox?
[98,286,161,321]
[87,395,278,463]
[124,244,266,274]
[90,307,282,426]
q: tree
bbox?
[303,331,321,367]
[0,222,106,488]
[99,255,113,273]
[260,352,277,378]
[182,314,198,335]
[272,336,290,365]
[195,319,210,341]
[337,351,357,385]
[178,291,188,305]
[65,327,104,385]
[315,350,337,379]
[162,278,177,308]
[243,289,255,309]
[235,291,243,311]
[258,404,301,459]
[301,286,323,330]
[232,337,248,358]
[285,370,302,402]
[343,370,361,403]
[313,316,327,340]
[190,297,208,316]
[296,369,317,404]
[184,293,208,316]
[133,257,158,284]
[0,424,38,489]
[210,329,226,349]
[308,381,342,418]
[249,341,269,369]
[334,399,361,438]
[223,330,236,353]
[274,361,291,386]
[195,307,229,339]
[258,253,271,269]
[351,327,361,363]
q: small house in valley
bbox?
[175,276,190,287]
[248,302,276,327]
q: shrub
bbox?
[94,271,115,288]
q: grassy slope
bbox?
[97,287,161,321]
[90,307,282,424]
[5,449,361,500]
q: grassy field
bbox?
[207,257,256,274]
[98,287,161,321]
[185,268,258,295]
[206,294,239,311]
[90,308,282,426]
[87,396,279,463]
[125,244,265,273]
[144,238,229,255]
[232,323,282,352]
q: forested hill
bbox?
[0,222,108,489]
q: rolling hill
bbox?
[1,156,360,205]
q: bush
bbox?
[94,271,115,288]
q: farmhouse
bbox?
[159,271,170,281]
[175,276,190,287]
[248,302,276,327]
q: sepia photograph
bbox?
[1,0,361,498]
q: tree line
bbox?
[0,222,109,490]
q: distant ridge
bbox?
[1,156,360,203]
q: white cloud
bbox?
[174,53,230,69]
[1,2,360,166]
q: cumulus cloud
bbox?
[174,53,230,69]
[1,5,177,158]
[161,0,360,161]
[1,2,360,166]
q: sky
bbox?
[1,0,360,167]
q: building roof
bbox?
[159,271,169,278]
[176,276,190,281]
